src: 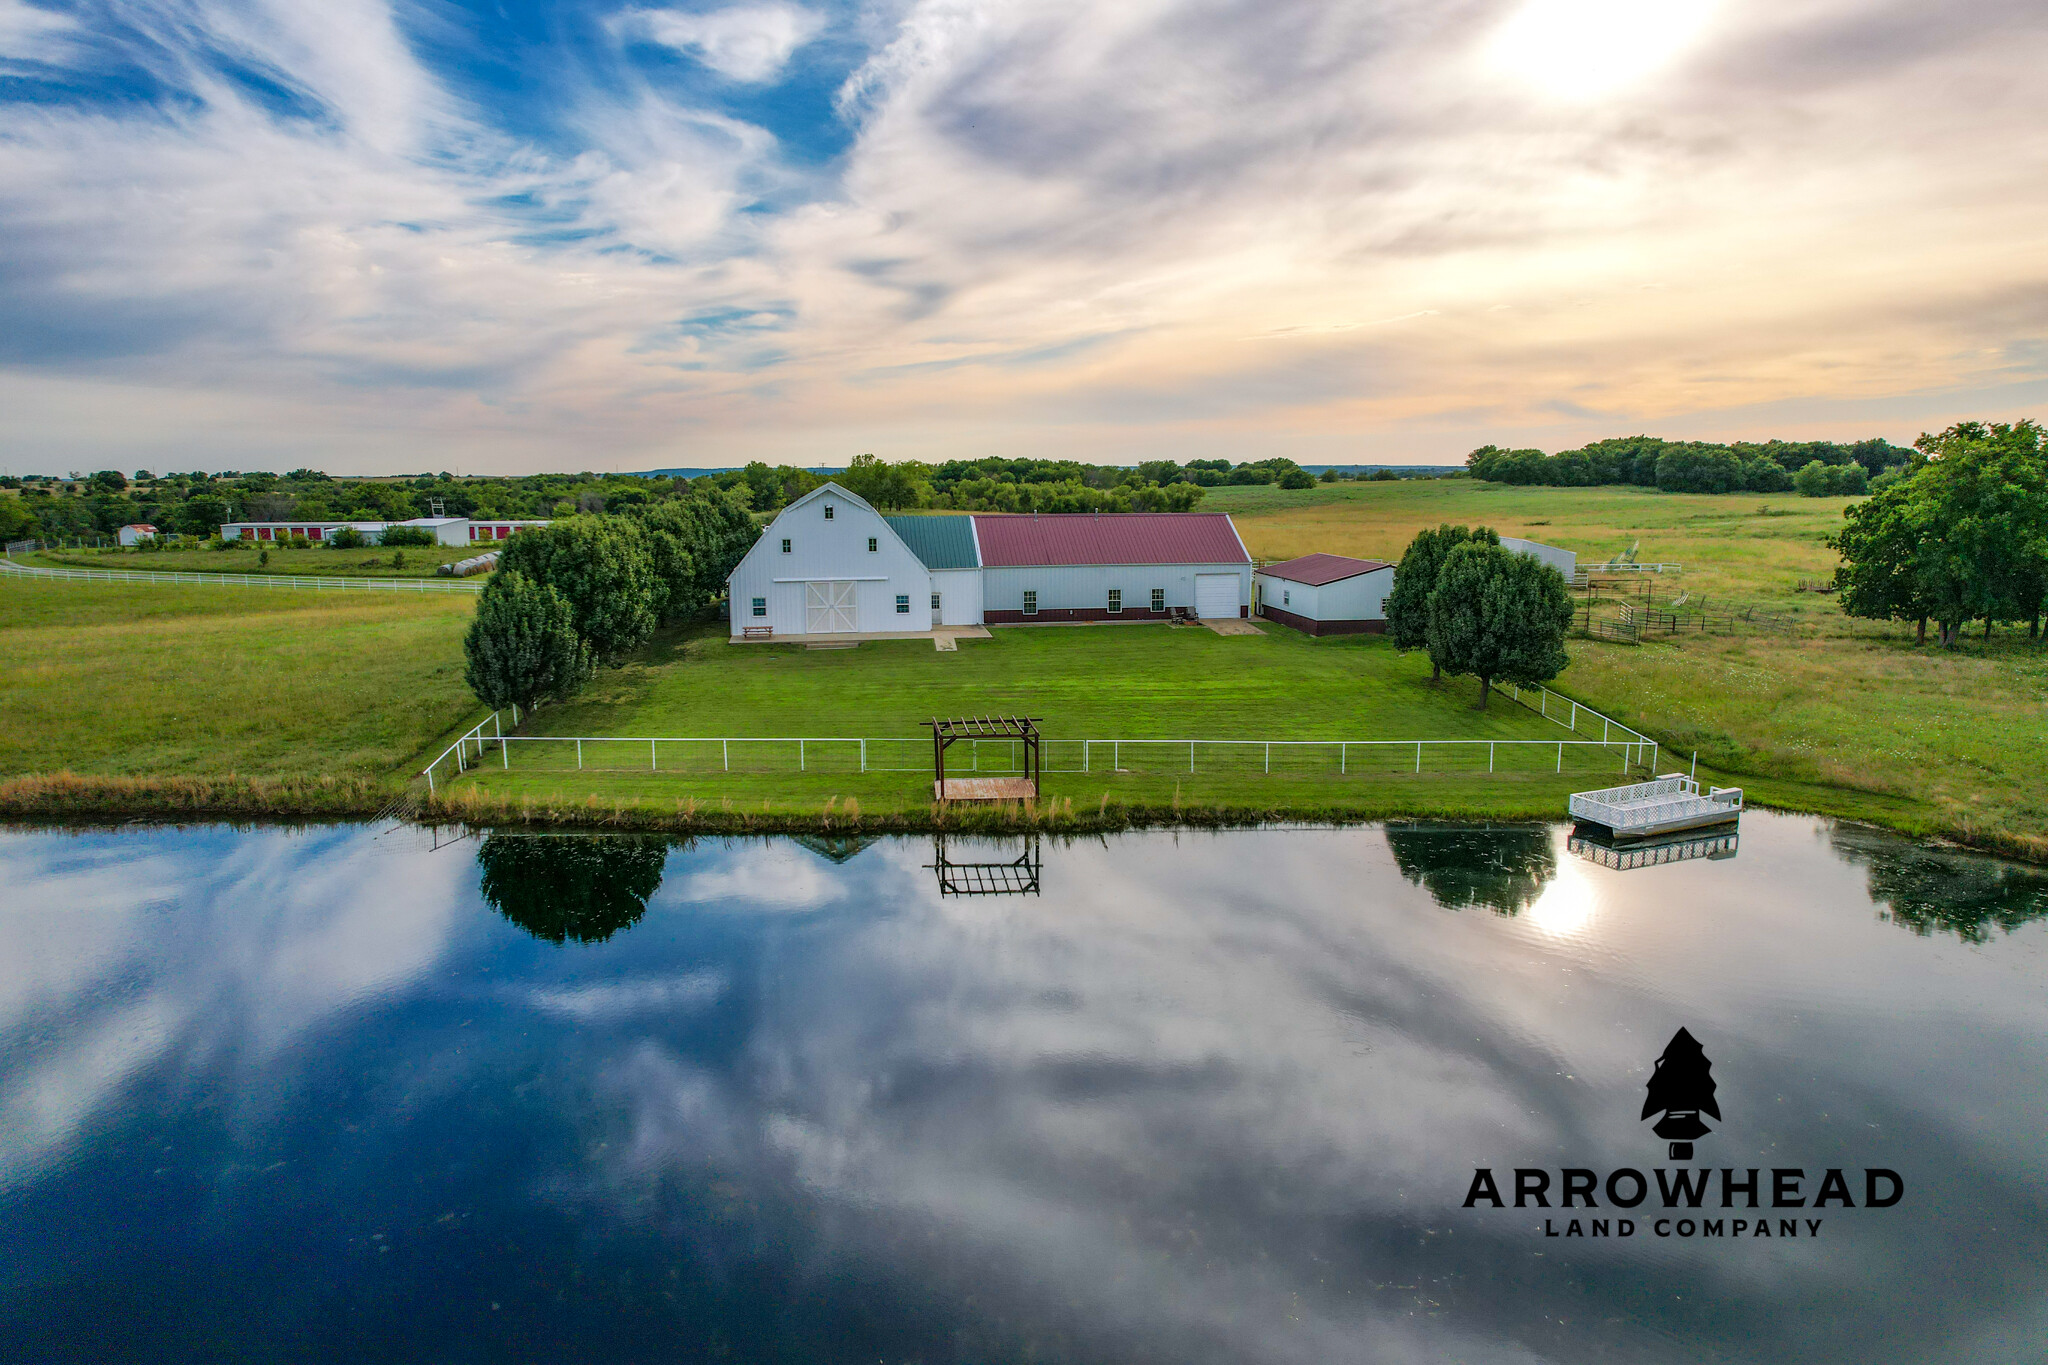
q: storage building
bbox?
[1500,536,1576,579]
[116,524,158,547]
[219,517,533,547]
[725,483,1254,638]
[1253,554,1394,635]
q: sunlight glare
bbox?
[1524,860,1596,938]
[1484,0,1720,100]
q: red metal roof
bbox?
[970,513,1250,567]
[1257,553,1390,586]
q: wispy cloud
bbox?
[2,0,2046,470]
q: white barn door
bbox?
[1194,573,1238,619]
[805,580,858,632]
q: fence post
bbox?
[1571,700,1579,733]
[1556,741,1563,772]
[800,739,805,771]
[651,739,657,771]
[501,735,508,770]
[1489,741,1495,773]
[1414,740,1421,773]
[577,739,583,770]
[1265,742,1270,773]
[1341,742,1347,774]
[723,739,728,771]
[861,739,867,773]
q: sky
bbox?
[2,0,2046,474]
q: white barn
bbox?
[726,483,1254,639]
[1253,554,1395,635]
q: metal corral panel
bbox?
[728,483,933,636]
[1501,537,1576,579]
[929,568,984,625]
[982,563,1249,617]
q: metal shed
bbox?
[1253,554,1394,635]
[972,513,1252,623]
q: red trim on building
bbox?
[986,606,1175,625]
[1257,604,1383,636]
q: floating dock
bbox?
[1568,775,1742,840]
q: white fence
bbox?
[3,541,482,594]
[423,686,1659,793]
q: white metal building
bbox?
[219,517,537,547]
[1253,554,1394,635]
[116,524,159,547]
[725,483,1254,638]
[1501,536,1576,579]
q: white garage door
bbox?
[1194,573,1238,620]
[805,580,858,633]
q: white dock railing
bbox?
[1568,775,1743,833]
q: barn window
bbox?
[1283,590,1291,606]
[931,592,941,612]
[780,538,791,553]
[896,594,910,614]
[868,537,878,552]
[751,597,766,617]
[1107,588,1122,614]
[1022,590,1038,616]
[1150,587,1164,612]
[1379,597,1388,612]
[824,505,834,520]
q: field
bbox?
[0,581,477,806]
[432,620,1683,820]
[26,542,476,577]
[1211,480,2048,859]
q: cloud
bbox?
[628,3,827,82]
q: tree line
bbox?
[1830,421,2048,647]
[1467,435,1912,495]
[1381,525,1575,707]
[462,493,759,713]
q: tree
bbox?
[463,570,591,711]
[1424,542,1575,708]
[1904,422,2048,646]
[1384,825,1555,915]
[475,833,670,943]
[839,453,929,510]
[1384,524,1501,679]
[1793,460,1833,496]
[1829,476,1928,641]
[634,489,761,623]
[496,516,659,666]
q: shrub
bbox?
[1277,469,1316,489]
[378,525,438,547]
[463,570,592,711]
[327,526,366,549]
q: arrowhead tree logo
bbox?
[1641,1027,1721,1161]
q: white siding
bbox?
[727,484,933,636]
[1255,566,1393,622]
[929,568,983,626]
[982,564,1248,617]
[1501,537,1576,579]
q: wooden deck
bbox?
[934,777,1038,803]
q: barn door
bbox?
[805,581,858,632]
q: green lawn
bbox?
[437,621,1661,816]
[27,543,478,578]
[0,580,479,781]
[1216,480,2048,859]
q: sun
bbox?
[1482,0,1720,100]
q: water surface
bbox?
[1,814,2044,1363]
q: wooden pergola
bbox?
[924,714,1041,803]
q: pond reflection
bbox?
[1,814,2045,1365]
[1831,824,2048,943]
[1568,827,1740,871]
[475,831,673,943]
[1383,823,1555,914]
[926,833,1044,896]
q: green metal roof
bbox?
[885,515,979,570]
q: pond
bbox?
[1,813,2044,1363]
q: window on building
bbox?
[1283,590,1291,606]
[1379,597,1389,613]
[780,538,791,553]
[751,597,766,617]
[931,592,942,612]
[1150,587,1164,612]
[868,537,878,552]
[1107,588,1122,614]
[896,594,910,614]
[824,505,834,520]
[1022,590,1038,616]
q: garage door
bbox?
[805,580,858,633]
[1194,573,1238,620]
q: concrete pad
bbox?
[1203,617,1264,636]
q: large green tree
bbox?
[1829,473,1929,641]
[633,490,761,623]
[1385,524,1500,679]
[1424,542,1575,708]
[496,515,659,666]
[463,570,591,711]
[1902,422,2047,646]
[475,833,671,944]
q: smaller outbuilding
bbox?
[116,524,159,547]
[1253,553,1394,636]
[1500,536,1576,579]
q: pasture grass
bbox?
[27,543,477,577]
[0,580,480,782]
[1218,480,2048,860]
